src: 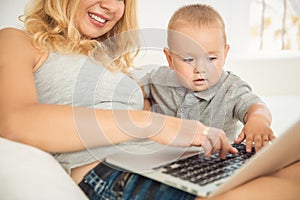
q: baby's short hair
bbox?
[167,4,227,44]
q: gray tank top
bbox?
[34,52,144,173]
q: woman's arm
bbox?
[0,28,236,158]
[0,28,134,152]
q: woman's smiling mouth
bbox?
[88,12,107,24]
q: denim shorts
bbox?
[78,162,196,200]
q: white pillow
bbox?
[0,137,88,200]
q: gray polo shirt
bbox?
[141,66,264,142]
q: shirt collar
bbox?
[164,69,182,87]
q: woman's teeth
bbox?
[89,13,106,23]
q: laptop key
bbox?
[160,143,255,186]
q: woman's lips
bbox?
[88,12,108,27]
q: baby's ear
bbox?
[163,48,174,69]
[224,44,230,59]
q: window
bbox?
[249,0,300,51]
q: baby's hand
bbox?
[234,118,275,152]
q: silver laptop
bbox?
[105,120,300,197]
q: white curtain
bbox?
[289,0,300,17]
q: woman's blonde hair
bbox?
[22,0,139,73]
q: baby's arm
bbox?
[234,102,275,152]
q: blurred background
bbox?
[1,0,299,53]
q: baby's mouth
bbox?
[194,78,205,82]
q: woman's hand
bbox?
[202,127,238,159]
[147,114,238,159]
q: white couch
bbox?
[1,52,300,199]
[0,138,88,200]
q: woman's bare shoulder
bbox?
[0,27,28,41]
[0,28,31,50]
[0,27,36,46]
[0,27,24,33]
[0,27,45,67]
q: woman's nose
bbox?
[99,0,117,12]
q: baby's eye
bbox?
[182,58,194,63]
[207,56,217,63]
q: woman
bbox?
[0,0,235,199]
[0,0,298,199]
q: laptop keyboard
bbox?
[160,143,255,186]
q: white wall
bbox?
[1,0,251,54]
[0,0,29,29]
[226,51,300,96]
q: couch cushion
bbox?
[0,138,88,200]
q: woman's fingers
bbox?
[202,127,238,159]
